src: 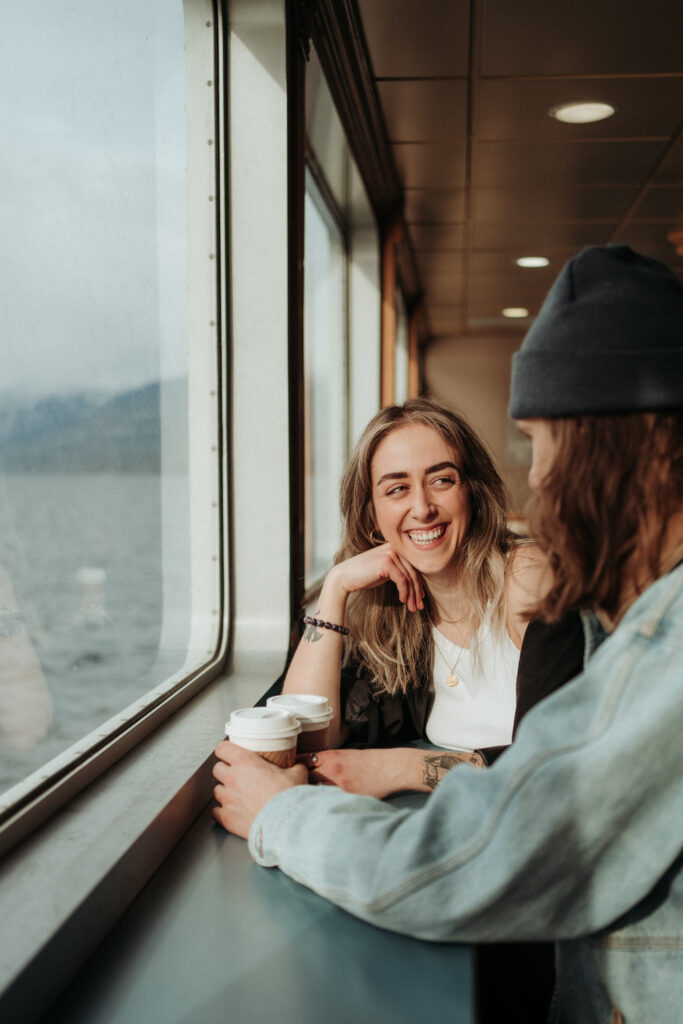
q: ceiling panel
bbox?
[471,221,615,251]
[360,0,470,78]
[422,272,466,304]
[409,225,466,256]
[392,143,467,189]
[408,224,466,251]
[473,187,638,224]
[353,0,683,335]
[416,251,466,276]
[377,80,468,142]
[480,0,683,76]
[477,78,683,141]
[404,189,466,224]
[655,138,683,184]
[630,186,683,221]
[428,308,467,333]
[474,140,669,188]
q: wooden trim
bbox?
[407,304,422,399]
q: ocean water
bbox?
[0,472,200,796]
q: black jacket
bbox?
[262,612,585,765]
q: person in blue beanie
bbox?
[214,244,683,1023]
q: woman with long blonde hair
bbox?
[282,397,546,795]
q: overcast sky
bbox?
[0,0,192,396]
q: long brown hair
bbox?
[337,399,513,695]
[529,413,683,621]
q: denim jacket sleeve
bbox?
[248,568,683,944]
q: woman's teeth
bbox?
[408,525,446,545]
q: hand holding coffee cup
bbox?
[225,707,301,767]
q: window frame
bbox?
[0,0,228,859]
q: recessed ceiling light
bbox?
[502,307,529,319]
[549,101,616,124]
[516,256,549,268]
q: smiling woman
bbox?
[278,398,547,795]
[371,423,472,577]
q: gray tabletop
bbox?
[50,800,474,1023]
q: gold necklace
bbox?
[433,631,469,687]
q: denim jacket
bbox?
[250,564,683,1022]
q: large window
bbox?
[0,0,222,817]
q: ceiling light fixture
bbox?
[502,307,529,319]
[516,256,549,268]
[549,101,616,124]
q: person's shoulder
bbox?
[507,540,548,586]
[505,542,552,635]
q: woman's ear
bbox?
[368,506,384,544]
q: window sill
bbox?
[0,655,280,1023]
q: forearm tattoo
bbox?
[422,751,485,790]
[303,609,323,643]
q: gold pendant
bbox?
[446,673,459,687]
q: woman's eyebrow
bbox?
[427,461,460,474]
[375,461,460,487]
[374,471,408,487]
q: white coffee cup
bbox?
[225,707,301,767]
[266,694,334,752]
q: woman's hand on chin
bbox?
[327,545,424,613]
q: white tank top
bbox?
[425,618,520,752]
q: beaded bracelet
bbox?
[303,615,349,636]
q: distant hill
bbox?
[0,380,188,473]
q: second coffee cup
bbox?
[266,694,334,753]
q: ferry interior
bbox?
[0,1,682,1021]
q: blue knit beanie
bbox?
[508,244,683,418]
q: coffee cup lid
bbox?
[225,707,301,741]
[266,693,334,725]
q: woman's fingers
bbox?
[334,545,424,612]
[396,554,424,612]
[380,549,423,612]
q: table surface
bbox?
[50,798,475,1024]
